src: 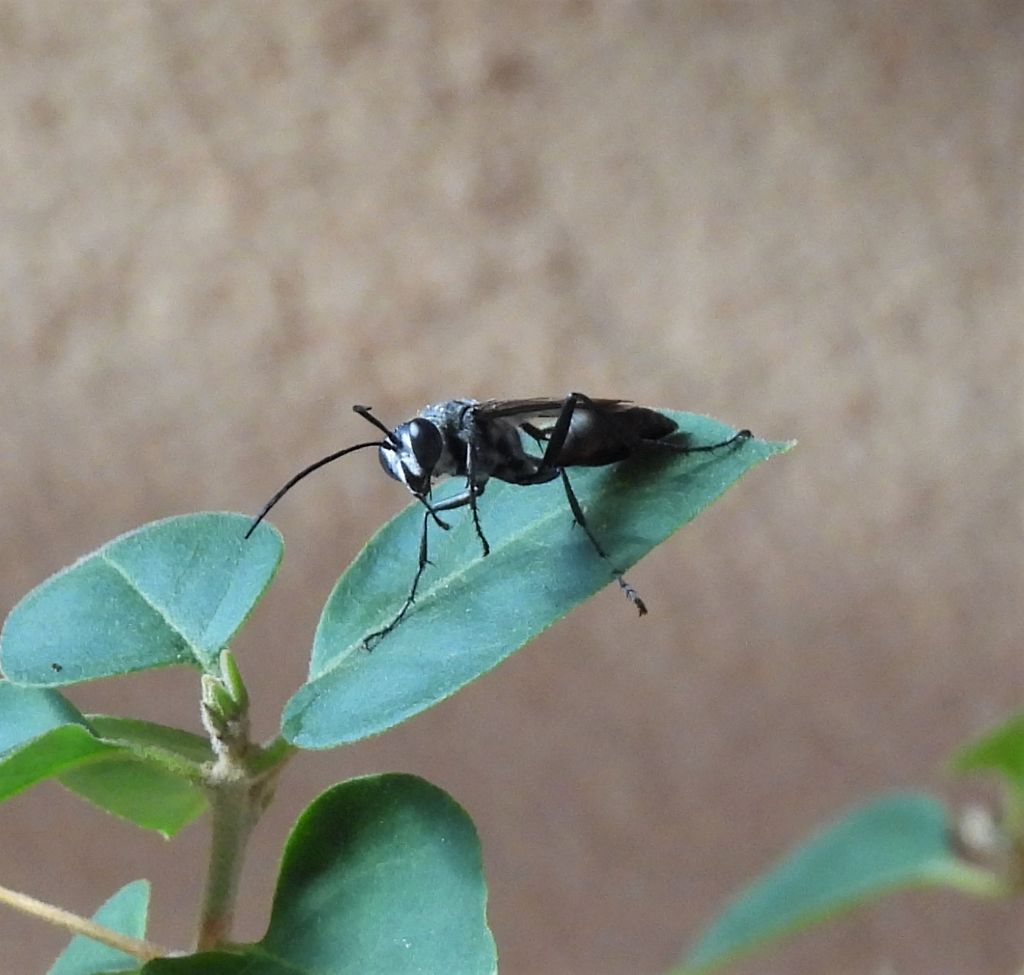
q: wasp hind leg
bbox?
[559,468,647,616]
[655,428,753,455]
[534,393,647,614]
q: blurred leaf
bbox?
[144,775,496,975]
[48,879,149,975]
[953,711,1024,789]
[1,513,282,685]
[679,793,1004,974]
[284,413,791,748]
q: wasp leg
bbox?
[417,495,452,530]
[531,393,648,613]
[427,480,489,555]
[520,422,550,450]
[538,391,593,470]
[559,468,647,616]
[464,443,490,557]
[364,509,434,650]
[652,428,752,454]
[363,483,491,648]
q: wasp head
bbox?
[379,417,444,497]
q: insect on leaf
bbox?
[281,412,792,749]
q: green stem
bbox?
[195,770,259,950]
[194,744,294,950]
[195,654,295,950]
[0,881,167,960]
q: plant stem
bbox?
[195,768,259,950]
[0,881,166,961]
[195,655,294,950]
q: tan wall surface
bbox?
[2,2,1022,972]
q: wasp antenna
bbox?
[244,440,385,538]
[352,404,398,443]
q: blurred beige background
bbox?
[1,2,1022,972]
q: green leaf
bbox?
[80,715,214,767]
[679,793,1004,974]
[283,414,790,748]
[144,774,496,975]
[144,954,272,975]
[61,758,208,838]
[0,680,114,801]
[58,718,211,838]
[1,513,283,685]
[952,710,1024,789]
[0,684,209,835]
[0,679,89,753]
[48,879,149,975]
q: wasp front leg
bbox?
[364,508,434,650]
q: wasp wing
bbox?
[474,397,634,424]
[475,397,679,466]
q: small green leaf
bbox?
[1,513,282,685]
[0,681,114,801]
[81,716,214,767]
[680,793,1004,974]
[284,414,790,748]
[59,716,210,837]
[0,679,88,752]
[48,879,149,975]
[144,774,496,975]
[0,684,209,834]
[60,759,207,838]
[953,711,1024,789]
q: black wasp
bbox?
[246,392,750,647]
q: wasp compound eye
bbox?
[405,419,444,473]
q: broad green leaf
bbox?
[58,716,212,838]
[144,774,497,975]
[679,793,1004,974]
[0,685,208,834]
[284,413,790,747]
[48,879,149,975]
[952,710,1024,789]
[1,513,282,685]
